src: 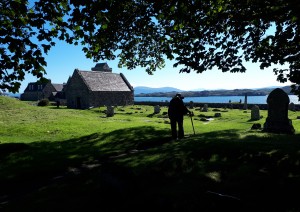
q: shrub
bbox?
[38,99,49,106]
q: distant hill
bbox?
[134,86,184,95]
[134,85,296,97]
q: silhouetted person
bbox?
[168,93,191,140]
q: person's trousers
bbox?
[170,117,184,139]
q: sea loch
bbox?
[134,95,300,104]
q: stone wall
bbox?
[89,91,134,107]
[43,83,57,101]
[20,91,41,101]
[65,71,90,109]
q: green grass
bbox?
[1,96,300,211]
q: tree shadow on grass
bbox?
[0,126,173,211]
[181,130,300,211]
[0,143,29,160]
[1,128,300,211]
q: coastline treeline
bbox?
[135,86,293,97]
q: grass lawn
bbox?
[1,96,300,211]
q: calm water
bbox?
[135,95,300,104]
[7,93,300,104]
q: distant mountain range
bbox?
[134,86,185,94]
[134,85,294,97]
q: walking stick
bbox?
[190,112,195,135]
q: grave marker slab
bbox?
[263,88,295,134]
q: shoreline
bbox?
[134,101,300,110]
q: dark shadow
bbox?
[146,113,155,117]
[0,143,29,160]
[198,114,214,118]
[246,118,262,122]
[1,128,300,212]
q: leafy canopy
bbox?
[1,0,300,96]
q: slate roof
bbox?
[77,70,133,92]
[52,83,64,92]
[24,82,64,92]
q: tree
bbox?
[0,0,70,92]
[1,0,300,97]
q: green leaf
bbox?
[101,24,108,29]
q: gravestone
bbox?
[263,88,295,134]
[243,93,248,110]
[251,105,260,121]
[189,101,194,109]
[201,104,208,112]
[154,105,160,114]
[106,106,114,117]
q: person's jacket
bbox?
[168,96,189,119]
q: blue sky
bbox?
[19,39,292,93]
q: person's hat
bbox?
[175,93,184,99]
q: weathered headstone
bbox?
[243,93,248,110]
[251,105,260,121]
[189,101,194,109]
[106,106,115,117]
[201,104,208,112]
[154,105,160,114]
[263,88,295,134]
